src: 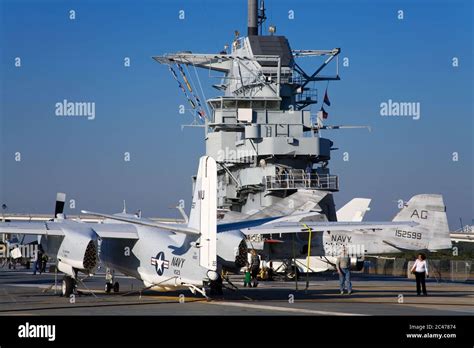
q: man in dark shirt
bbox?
[250,250,260,287]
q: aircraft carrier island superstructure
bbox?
[154,0,343,222]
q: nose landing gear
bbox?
[61,275,76,297]
[104,268,119,294]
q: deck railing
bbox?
[264,172,338,191]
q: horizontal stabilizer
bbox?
[450,233,474,243]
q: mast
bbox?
[153,0,367,222]
[247,0,258,36]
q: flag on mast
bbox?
[320,106,328,119]
[323,89,331,106]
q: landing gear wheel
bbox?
[61,276,75,297]
[209,275,223,296]
[113,282,119,293]
[105,282,112,294]
[285,266,300,281]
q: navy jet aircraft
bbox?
[0,156,220,298]
[240,194,453,261]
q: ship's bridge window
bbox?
[237,100,251,109]
[223,100,237,109]
[266,100,281,110]
[210,99,281,111]
[252,101,265,110]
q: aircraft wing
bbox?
[217,216,281,233]
[81,210,200,235]
[217,212,328,233]
[240,221,419,235]
[91,224,139,240]
[0,222,64,236]
[0,221,140,240]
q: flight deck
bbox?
[1,269,472,316]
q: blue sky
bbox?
[1,0,472,229]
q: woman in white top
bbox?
[411,253,428,295]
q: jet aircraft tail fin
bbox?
[336,198,371,222]
[392,194,451,251]
[188,156,217,270]
[54,192,66,218]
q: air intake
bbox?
[83,240,98,270]
[235,239,249,268]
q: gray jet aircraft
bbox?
[0,156,220,298]
[241,194,452,261]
